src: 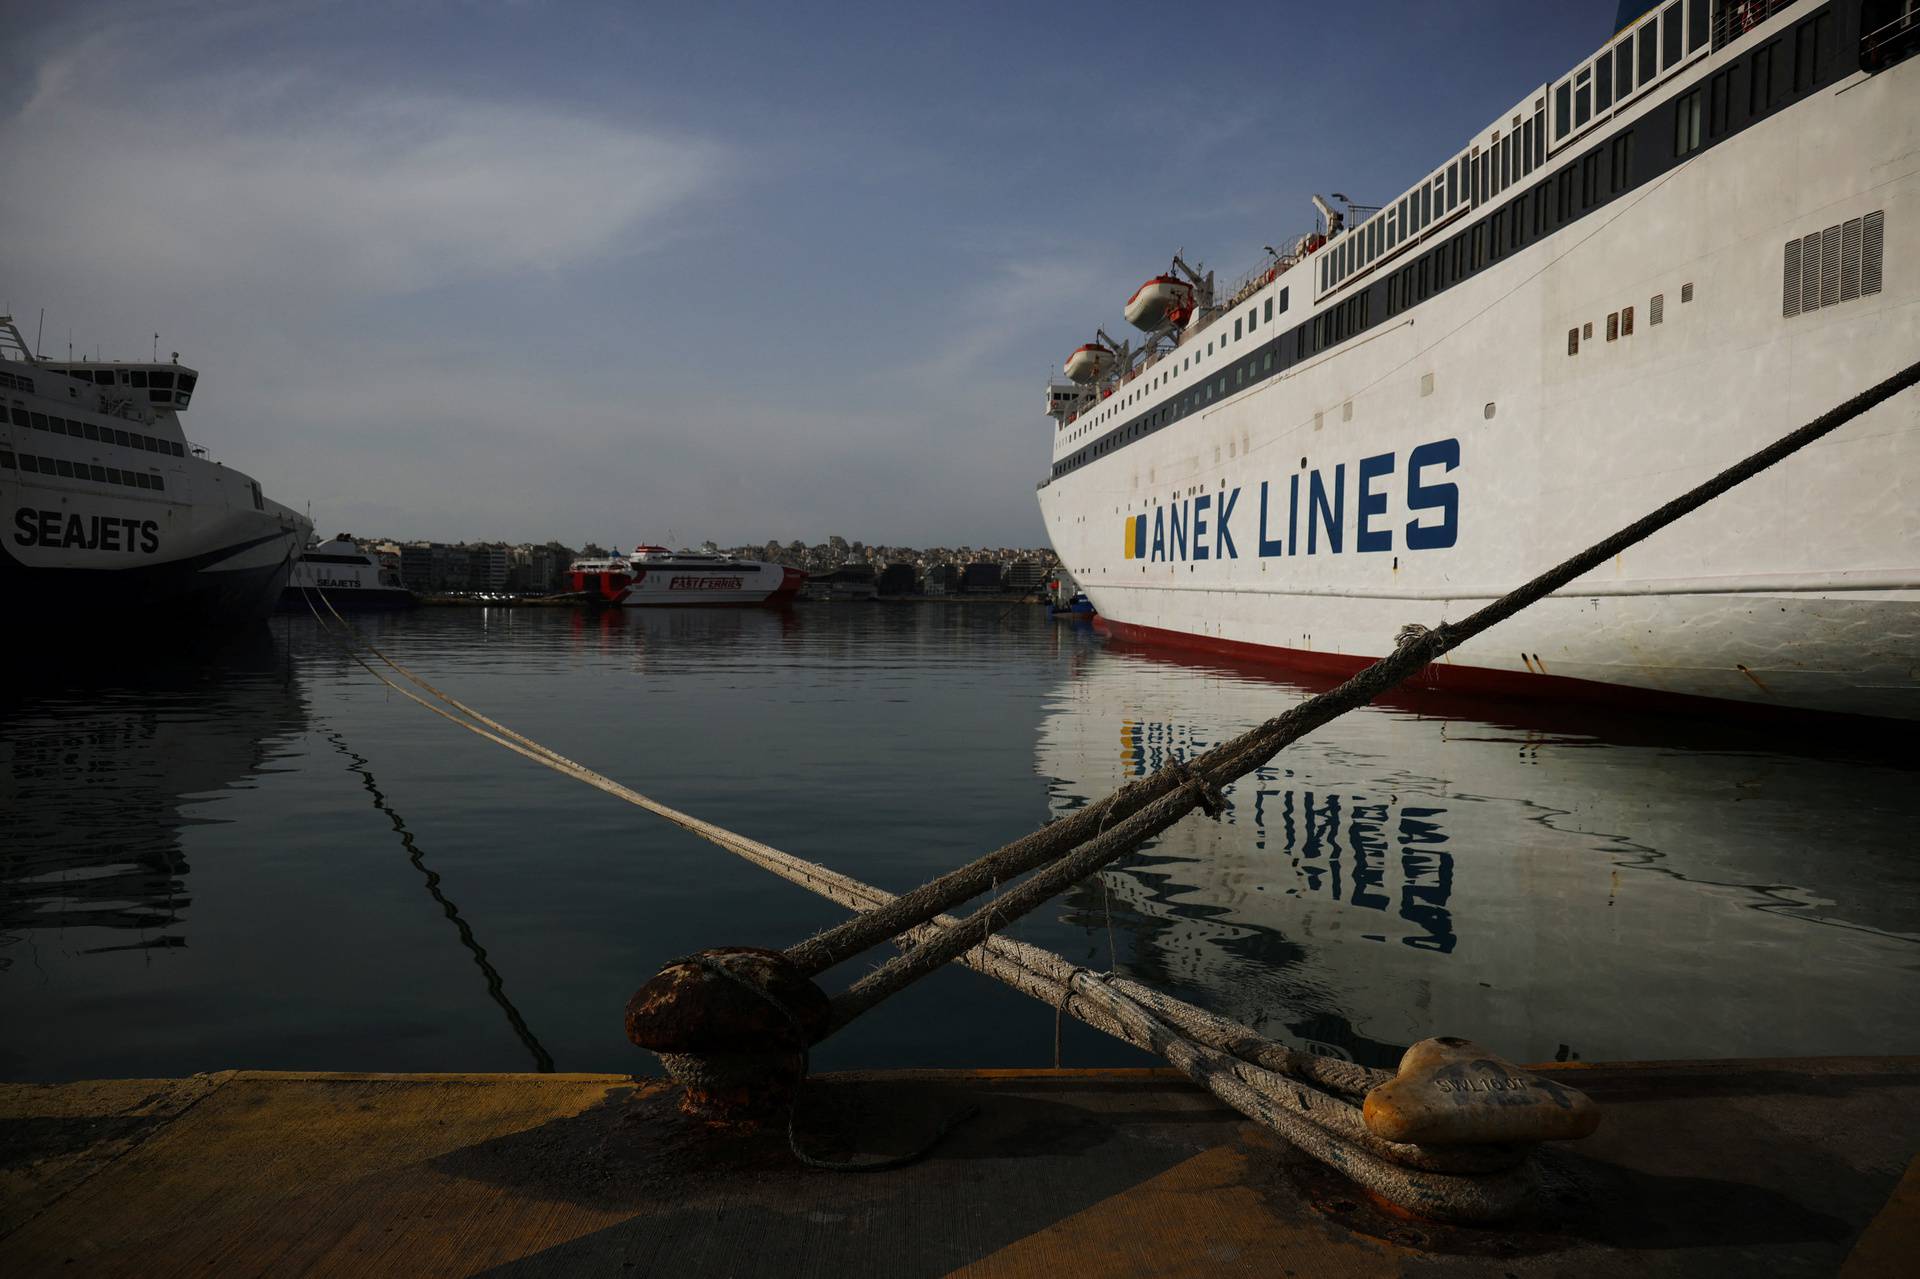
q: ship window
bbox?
[1264,298,1272,322]
[134,472,152,489]
[105,467,122,484]
[1662,3,1682,68]
[1234,319,1242,340]
[9,408,24,426]
[1640,24,1658,84]
[1555,82,1570,137]
[131,371,148,388]
[90,464,106,482]
[1595,55,1612,110]
[151,474,163,491]
[0,450,11,468]
[1575,82,1591,128]
[55,458,74,478]
[1674,89,1703,156]
[178,374,196,393]
[82,422,99,441]
[18,453,37,472]
[150,371,174,390]
[113,429,129,446]
[1689,0,1708,52]
[1280,286,1289,311]
[48,416,67,435]
[30,412,46,430]
[1615,41,1634,98]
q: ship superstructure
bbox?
[1035,0,1920,718]
[0,315,310,632]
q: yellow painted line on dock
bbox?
[1839,1153,1920,1279]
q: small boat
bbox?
[1049,591,1094,617]
[566,553,634,606]
[1062,344,1114,384]
[280,535,415,610]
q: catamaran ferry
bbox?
[1035,0,1919,719]
[567,545,804,607]
[0,315,310,633]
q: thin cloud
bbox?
[3,30,727,298]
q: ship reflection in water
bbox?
[0,639,307,963]
[1036,639,1920,1071]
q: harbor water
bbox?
[4,604,1917,1082]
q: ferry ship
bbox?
[1035,0,1920,719]
[280,535,415,611]
[0,315,310,634]
[566,545,804,607]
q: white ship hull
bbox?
[3,457,307,630]
[620,558,802,607]
[1036,1,1920,719]
[2,340,309,634]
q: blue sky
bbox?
[1,1,1615,547]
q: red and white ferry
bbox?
[566,545,804,607]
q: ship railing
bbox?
[1862,1,1920,68]
[1710,0,1799,51]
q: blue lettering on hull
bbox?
[1130,438,1459,563]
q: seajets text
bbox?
[14,508,161,553]
[1123,439,1458,562]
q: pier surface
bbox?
[3,1058,1915,1276]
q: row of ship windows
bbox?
[1049,5,1847,484]
[1,450,168,490]
[1325,0,1809,299]
[1069,287,1293,441]
[0,370,36,395]
[7,406,186,457]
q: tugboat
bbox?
[0,314,310,636]
[280,535,415,611]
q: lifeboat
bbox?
[1123,275,1195,330]
[1063,343,1114,384]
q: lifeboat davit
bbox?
[1123,275,1195,330]
[1063,343,1114,384]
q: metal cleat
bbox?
[1362,1036,1601,1146]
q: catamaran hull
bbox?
[620,563,804,607]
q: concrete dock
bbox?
[3,1058,1915,1276]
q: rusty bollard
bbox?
[625,947,830,1122]
[1364,1036,1601,1145]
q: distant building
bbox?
[924,564,959,596]
[961,561,1003,594]
[1004,561,1047,595]
[469,545,509,591]
[876,563,918,596]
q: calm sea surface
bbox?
[4,604,1917,1082]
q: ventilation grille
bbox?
[1651,293,1665,325]
[1784,210,1885,317]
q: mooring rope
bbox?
[299,359,1920,1219]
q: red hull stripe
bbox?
[1090,615,1876,726]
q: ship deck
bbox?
[2,1057,1916,1276]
